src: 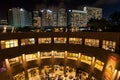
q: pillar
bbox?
[5,59,13,80]
[37,51,41,74]
[22,54,28,80]
[76,53,81,68]
[51,50,54,72]
[116,71,120,80]
[64,51,67,75]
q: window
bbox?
[81,55,92,65]
[41,52,51,57]
[38,38,51,44]
[95,60,104,71]
[1,39,18,49]
[69,38,82,44]
[9,56,22,65]
[27,67,39,78]
[85,38,99,47]
[102,40,116,52]
[26,53,38,61]
[67,53,78,58]
[13,72,25,80]
[54,51,64,57]
[54,37,66,43]
[21,38,35,46]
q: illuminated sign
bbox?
[103,56,118,80]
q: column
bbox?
[88,57,96,79]
[116,71,120,80]
[22,54,28,80]
[64,51,67,75]
[51,50,54,72]
[37,51,41,74]
[5,59,13,80]
[76,53,81,68]
[91,57,95,72]
[112,69,118,80]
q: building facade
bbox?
[8,8,32,28]
[34,6,102,31]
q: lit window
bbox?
[41,52,51,57]
[1,39,18,49]
[85,38,99,47]
[21,38,35,46]
[81,55,92,65]
[69,37,82,44]
[95,60,104,71]
[38,38,51,44]
[9,56,22,65]
[13,72,25,80]
[54,37,66,43]
[26,53,37,61]
[102,40,116,52]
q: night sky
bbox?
[0,0,120,19]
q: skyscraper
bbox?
[8,8,32,28]
[33,11,41,28]
[86,6,102,20]
[58,8,67,27]
[68,7,102,31]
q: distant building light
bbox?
[40,10,44,12]
[68,10,71,12]
[9,9,12,11]
[47,9,52,13]
[84,7,87,11]
[20,8,24,11]
[72,10,87,13]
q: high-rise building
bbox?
[68,7,102,31]
[33,11,41,27]
[8,8,32,28]
[86,6,102,20]
[40,8,58,30]
[69,8,87,28]
[33,6,102,31]
[58,8,67,27]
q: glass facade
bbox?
[21,38,35,46]
[102,40,116,52]
[0,39,18,49]
[85,38,99,47]
[38,38,51,44]
[69,38,82,44]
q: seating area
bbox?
[28,65,96,80]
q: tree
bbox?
[109,11,120,31]
[87,18,110,31]
[109,11,120,26]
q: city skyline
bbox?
[0,0,120,19]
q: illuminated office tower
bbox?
[41,9,58,27]
[8,8,32,28]
[58,8,67,27]
[69,8,87,28]
[68,7,102,31]
[52,8,58,27]
[86,6,102,20]
[33,11,41,27]
[41,9,52,26]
